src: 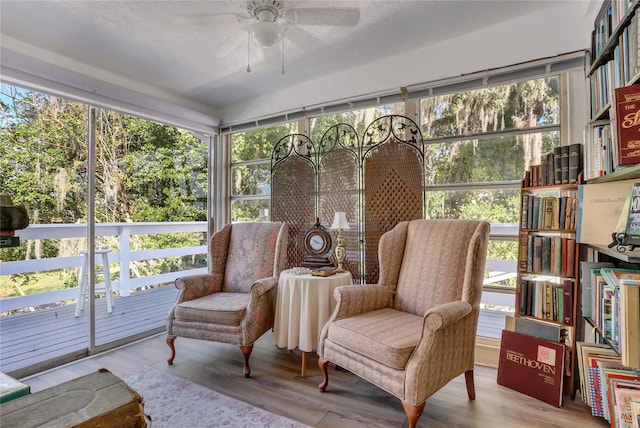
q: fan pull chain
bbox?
[281,35,285,75]
[246,31,251,73]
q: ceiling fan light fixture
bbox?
[252,20,282,48]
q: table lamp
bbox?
[331,212,350,272]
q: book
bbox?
[581,262,614,319]
[576,342,618,407]
[569,143,583,184]
[601,368,640,422]
[611,379,640,428]
[311,266,337,277]
[599,266,640,367]
[554,146,563,185]
[577,179,635,247]
[497,329,565,407]
[561,145,570,184]
[505,315,565,343]
[614,84,640,166]
[521,194,530,229]
[624,182,640,247]
[630,398,640,428]
[563,279,574,325]
[601,267,640,287]
[517,230,528,272]
[541,236,552,273]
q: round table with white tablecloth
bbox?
[274,269,353,376]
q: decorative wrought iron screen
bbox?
[271,116,424,283]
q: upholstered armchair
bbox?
[166,221,288,377]
[318,219,490,428]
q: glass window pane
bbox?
[231,199,270,222]
[425,131,559,185]
[420,77,560,138]
[309,103,405,142]
[231,163,271,197]
[231,122,298,163]
[425,188,520,224]
[486,240,518,289]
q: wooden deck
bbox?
[0,285,178,378]
[0,285,508,379]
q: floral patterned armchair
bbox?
[166,221,288,377]
[317,219,490,428]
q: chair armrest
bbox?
[241,277,279,342]
[249,276,278,298]
[423,300,472,331]
[332,284,393,320]
[404,301,475,401]
[174,273,224,302]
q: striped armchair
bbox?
[318,219,490,428]
[166,221,288,377]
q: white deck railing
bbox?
[0,222,518,314]
[0,222,208,312]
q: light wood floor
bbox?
[21,331,609,428]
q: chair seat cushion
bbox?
[174,292,249,326]
[328,307,423,370]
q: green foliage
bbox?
[0,84,208,295]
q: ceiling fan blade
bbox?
[284,25,323,50]
[284,8,360,26]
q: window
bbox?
[0,83,208,373]
[230,122,297,221]
[420,76,561,289]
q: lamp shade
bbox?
[252,21,282,48]
[331,212,350,230]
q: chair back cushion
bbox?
[393,219,489,315]
[223,222,286,293]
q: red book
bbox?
[562,279,573,325]
[497,329,565,407]
[614,84,640,166]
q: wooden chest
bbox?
[0,368,146,428]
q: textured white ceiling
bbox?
[0,0,600,128]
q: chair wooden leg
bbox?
[166,335,176,365]
[318,358,329,392]
[240,345,253,378]
[465,369,476,400]
[401,401,425,428]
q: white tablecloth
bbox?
[274,270,353,352]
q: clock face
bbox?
[309,234,325,251]
[303,221,332,256]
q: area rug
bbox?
[121,366,309,428]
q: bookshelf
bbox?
[515,179,581,397]
[585,0,640,180]
[584,0,640,369]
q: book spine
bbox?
[518,230,529,272]
[521,194,529,229]
[541,236,552,274]
[563,279,574,325]
[614,84,640,166]
[561,145,570,184]
[532,197,540,230]
[553,146,562,185]
[568,143,583,184]
[533,236,543,273]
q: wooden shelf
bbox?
[586,163,640,184]
[588,1,640,76]
[585,244,640,263]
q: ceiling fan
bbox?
[212,0,361,73]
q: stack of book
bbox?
[576,341,640,427]
[497,316,570,407]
